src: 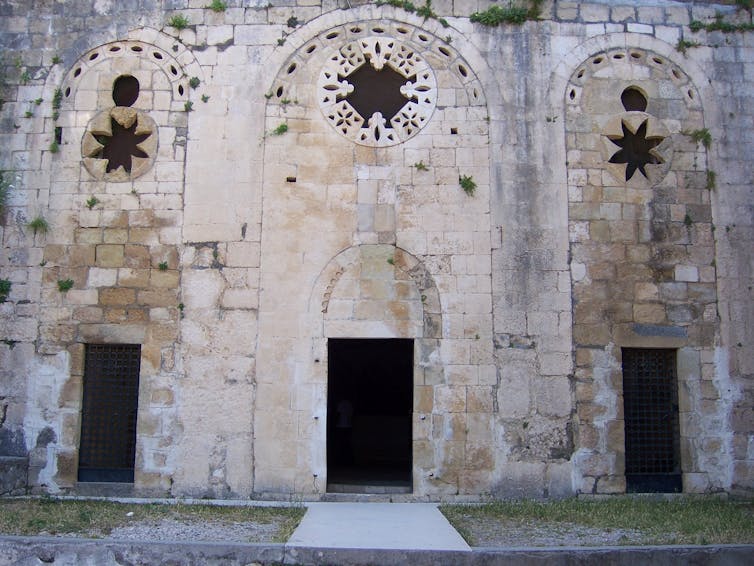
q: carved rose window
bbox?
[81,75,157,181]
[602,87,671,185]
[317,37,437,146]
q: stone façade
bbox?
[0,0,751,499]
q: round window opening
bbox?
[81,75,158,181]
[317,37,437,146]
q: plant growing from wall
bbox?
[57,279,74,292]
[414,161,428,171]
[189,77,200,89]
[85,196,99,209]
[168,14,190,30]
[375,0,450,27]
[52,88,62,110]
[158,261,168,271]
[459,174,476,196]
[51,55,61,64]
[470,0,542,26]
[676,39,701,54]
[49,141,59,153]
[0,279,11,303]
[0,171,12,217]
[270,123,288,136]
[27,215,49,235]
[184,101,194,112]
[207,0,227,12]
[689,12,754,33]
[201,94,210,103]
[688,128,712,149]
[706,170,716,190]
[287,16,299,28]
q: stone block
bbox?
[99,288,135,306]
[95,244,124,268]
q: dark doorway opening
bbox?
[327,338,413,493]
[78,344,141,483]
[622,348,682,493]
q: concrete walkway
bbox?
[288,502,471,551]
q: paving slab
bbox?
[287,502,471,551]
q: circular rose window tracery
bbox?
[317,36,437,147]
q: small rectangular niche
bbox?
[450,127,458,135]
[286,176,297,183]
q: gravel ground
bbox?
[106,518,280,543]
[459,518,649,547]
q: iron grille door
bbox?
[78,344,141,482]
[622,348,682,493]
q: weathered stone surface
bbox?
[0,1,749,501]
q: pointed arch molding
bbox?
[309,245,442,340]
[550,32,713,124]
[267,17,486,146]
[59,28,202,110]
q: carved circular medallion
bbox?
[317,37,437,147]
[82,108,158,181]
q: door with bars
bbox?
[78,344,141,483]
[622,348,682,493]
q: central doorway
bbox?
[327,338,413,493]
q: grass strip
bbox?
[440,497,754,546]
[0,498,305,542]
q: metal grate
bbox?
[622,348,681,492]
[78,344,141,483]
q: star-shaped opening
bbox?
[94,118,150,173]
[608,119,664,181]
[344,63,414,123]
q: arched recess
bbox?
[556,35,727,495]
[309,244,442,340]
[253,12,494,497]
[35,28,202,493]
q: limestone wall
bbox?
[0,1,751,499]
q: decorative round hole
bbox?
[577,69,584,79]
[109,46,121,52]
[372,27,384,34]
[396,27,408,35]
[569,89,576,101]
[178,84,184,96]
[439,46,450,57]
[458,64,468,78]
[112,75,140,107]
[131,46,143,53]
[630,52,642,59]
[418,34,428,42]
[687,89,694,99]
[153,52,163,60]
[276,86,284,97]
[621,87,647,112]
[65,86,71,97]
[89,53,99,61]
[672,69,681,79]
[613,53,624,60]
[326,32,339,40]
[592,56,603,65]
[652,57,663,65]
[170,65,178,76]
[74,68,81,77]
[287,63,297,74]
[317,36,437,147]
[306,45,317,54]
[350,27,362,33]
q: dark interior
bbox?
[327,338,413,491]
